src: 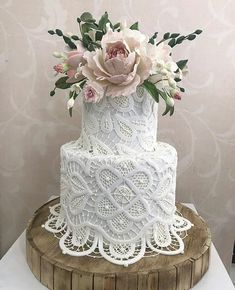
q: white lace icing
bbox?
[44,90,193,266]
[78,89,158,154]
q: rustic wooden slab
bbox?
[26,198,211,290]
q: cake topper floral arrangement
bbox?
[49,12,202,116]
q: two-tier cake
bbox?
[44,89,192,266]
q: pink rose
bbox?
[82,28,152,97]
[53,63,68,74]
[83,81,104,103]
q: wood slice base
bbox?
[26,198,211,290]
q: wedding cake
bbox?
[44,12,202,266]
[44,89,192,266]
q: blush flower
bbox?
[82,28,152,97]
[83,81,104,103]
[65,43,86,83]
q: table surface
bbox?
[0,202,234,290]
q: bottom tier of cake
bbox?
[43,141,192,266]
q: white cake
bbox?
[44,88,192,266]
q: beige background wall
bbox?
[0,0,235,270]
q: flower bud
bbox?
[53,52,61,58]
[67,98,75,109]
[170,89,181,100]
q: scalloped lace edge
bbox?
[43,203,193,267]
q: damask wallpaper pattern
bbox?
[0,0,235,270]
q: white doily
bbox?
[44,203,192,266]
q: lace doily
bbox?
[43,203,192,266]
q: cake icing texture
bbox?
[44,89,192,266]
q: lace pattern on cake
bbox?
[44,203,192,266]
[44,141,192,266]
[79,89,158,154]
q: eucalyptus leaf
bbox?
[48,30,55,35]
[194,29,203,35]
[71,35,79,40]
[98,12,109,31]
[168,38,176,47]
[80,12,94,22]
[163,32,170,39]
[170,33,180,38]
[176,36,185,44]
[95,30,103,41]
[188,34,196,40]
[55,29,63,36]
[68,41,77,49]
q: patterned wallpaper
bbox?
[0,0,235,270]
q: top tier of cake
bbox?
[77,87,158,155]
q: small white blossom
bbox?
[53,52,62,58]
[70,83,81,94]
[67,98,75,109]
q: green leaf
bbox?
[95,30,103,41]
[81,23,90,33]
[63,36,77,49]
[149,32,158,44]
[71,35,79,40]
[68,41,77,49]
[176,59,188,70]
[80,12,94,22]
[130,22,139,30]
[55,29,63,36]
[174,77,181,82]
[113,22,121,30]
[168,38,176,47]
[170,33,180,38]
[188,34,196,40]
[142,80,159,103]
[48,30,55,35]
[98,12,109,32]
[63,35,70,44]
[194,29,203,35]
[157,90,175,116]
[82,34,93,50]
[163,32,170,39]
[55,77,71,89]
[176,35,185,44]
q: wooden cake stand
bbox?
[26,198,211,290]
